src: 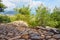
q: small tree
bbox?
[51,7,60,28]
[36,5,50,27]
[15,6,31,25]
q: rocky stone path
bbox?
[0,24,60,40]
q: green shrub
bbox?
[0,14,11,23]
[9,16,16,22]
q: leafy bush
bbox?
[0,14,11,23]
[9,15,16,22]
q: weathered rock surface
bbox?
[0,23,60,40]
[8,21,28,27]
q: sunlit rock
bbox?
[8,21,28,27]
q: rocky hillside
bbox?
[0,21,60,40]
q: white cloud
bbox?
[2,0,42,7]
[2,0,16,8]
[2,0,43,10]
[29,1,42,8]
[20,0,31,2]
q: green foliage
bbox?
[27,14,37,27]
[0,14,11,23]
[0,5,60,28]
[47,21,58,27]
[35,5,50,27]
[9,16,16,22]
[0,3,6,8]
[50,7,60,28]
[0,0,6,12]
[15,14,26,21]
[15,6,30,15]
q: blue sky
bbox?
[2,0,60,12]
